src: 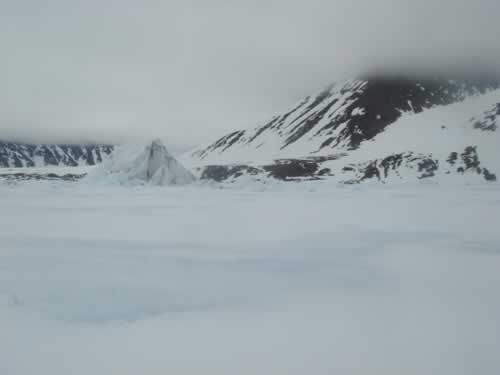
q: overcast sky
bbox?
[2,0,500,151]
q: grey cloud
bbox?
[1,0,500,150]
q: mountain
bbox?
[0,141,114,168]
[185,76,500,184]
[87,139,196,186]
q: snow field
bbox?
[1,182,499,374]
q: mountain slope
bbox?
[189,77,499,165]
[0,141,114,168]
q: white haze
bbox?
[1,0,500,149]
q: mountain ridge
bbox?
[0,141,114,168]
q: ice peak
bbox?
[87,139,196,186]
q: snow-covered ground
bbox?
[1,180,500,374]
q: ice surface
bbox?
[1,181,500,374]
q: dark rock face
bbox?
[471,103,499,132]
[200,165,261,182]
[483,168,497,182]
[417,158,439,179]
[0,141,114,168]
[447,152,458,165]
[344,147,496,183]
[460,146,480,170]
[262,159,320,180]
[449,145,496,181]
[200,159,322,182]
[193,76,500,160]
[345,152,440,183]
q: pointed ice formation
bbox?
[87,139,196,186]
[129,139,196,185]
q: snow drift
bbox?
[87,139,196,186]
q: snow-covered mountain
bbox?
[0,141,114,168]
[185,76,500,184]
